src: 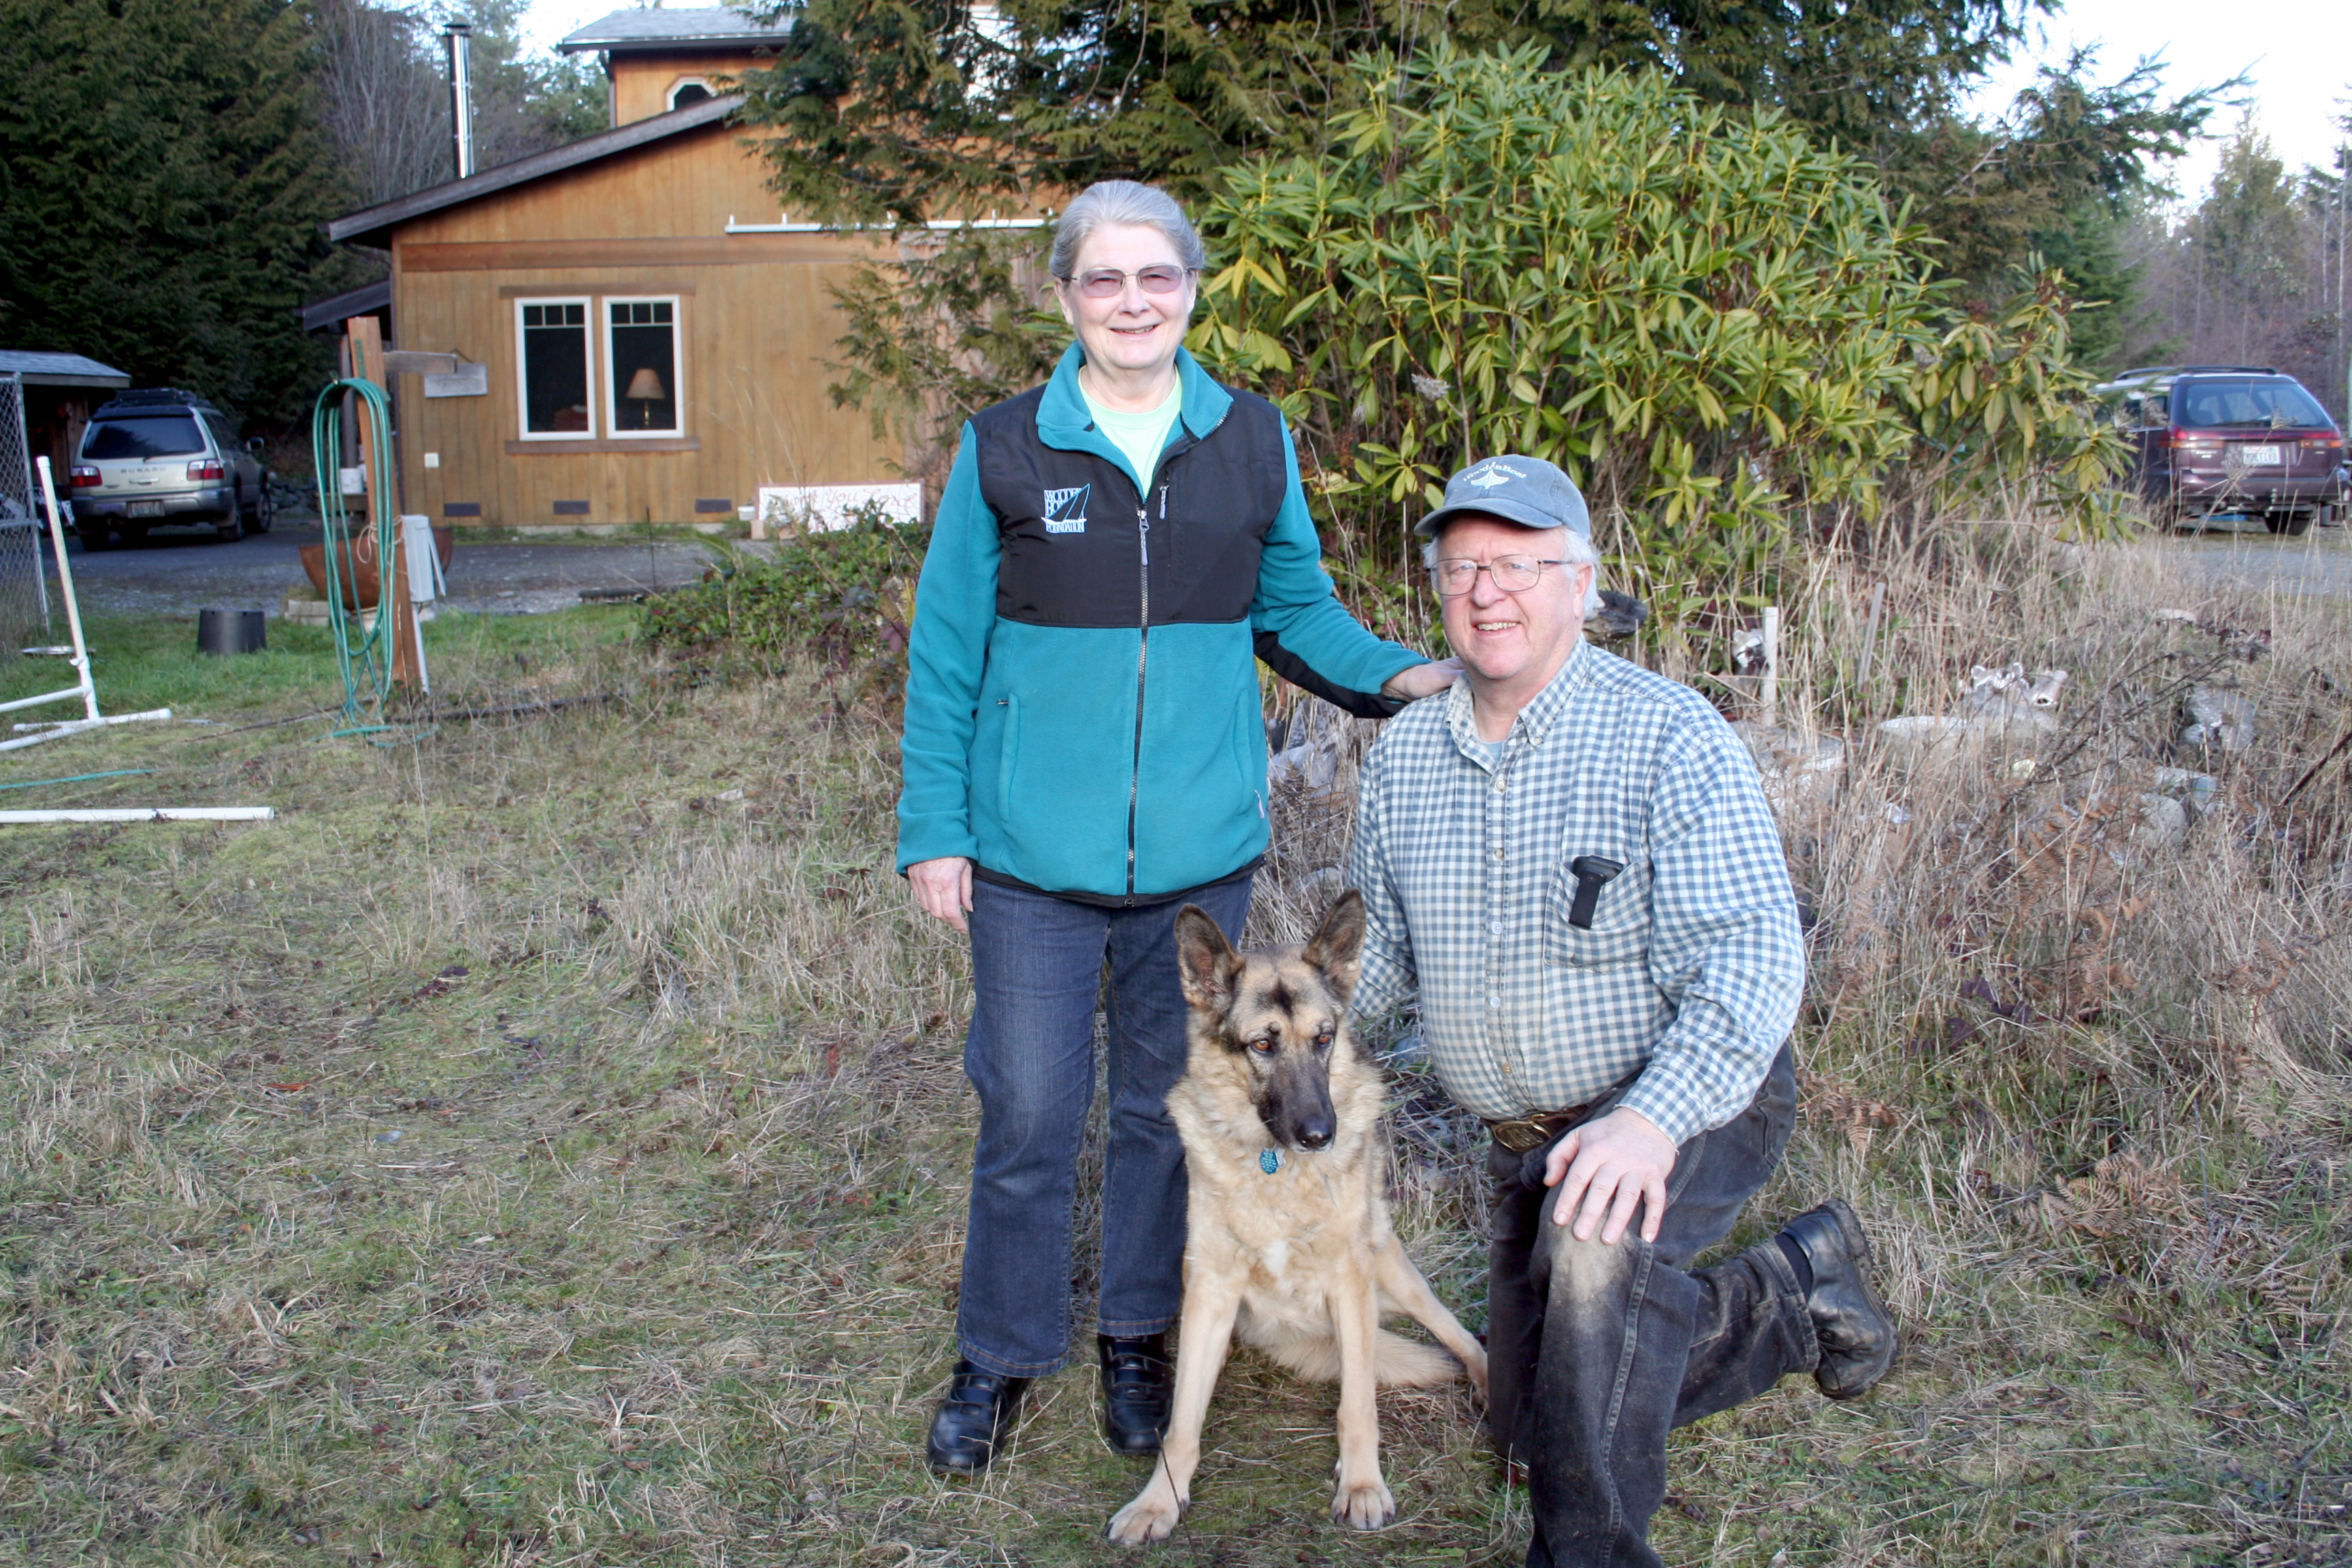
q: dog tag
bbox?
[1260,1148,1281,1175]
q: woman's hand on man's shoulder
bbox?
[1382,659,1465,702]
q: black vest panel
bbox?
[970,382,1290,630]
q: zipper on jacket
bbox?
[1126,491,1156,896]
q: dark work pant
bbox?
[956,873,1254,1378]
[1486,1043,1815,1568]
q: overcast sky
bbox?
[523,0,2352,206]
[1961,0,2352,206]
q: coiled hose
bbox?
[309,379,399,729]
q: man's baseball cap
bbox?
[1414,455,1590,540]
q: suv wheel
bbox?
[2264,509,2314,537]
[246,481,274,534]
[77,524,110,552]
[214,510,244,542]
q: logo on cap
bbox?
[1465,461,1525,489]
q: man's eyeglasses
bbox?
[1430,556,1572,595]
[1059,265,1196,299]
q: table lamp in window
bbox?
[623,366,668,429]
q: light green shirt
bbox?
[1081,376,1183,495]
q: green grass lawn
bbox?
[1,585,2348,1567]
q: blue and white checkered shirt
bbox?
[1349,641,1804,1145]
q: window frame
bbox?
[667,78,713,110]
[513,295,598,441]
[601,294,686,440]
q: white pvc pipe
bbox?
[11,708,174,734]
[0,807,275,823]
[33,458,99,725]
[0,712,174,753]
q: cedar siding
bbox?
[359,116,906,530]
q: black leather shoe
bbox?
[1098,1332,1173,1455]
[1780,1199,1898,1399]
[926,1360,1032,1474]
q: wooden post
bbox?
[1759,605,1780,733]
[345,317,420,690]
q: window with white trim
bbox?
[668,78,713,110]
[604,297,682,437]
[515,299,595,437]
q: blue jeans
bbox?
[956,873,1255,1378]
[1486,1042,1814,1568]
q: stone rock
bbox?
[2180,685,2256,750]
[1733,723,1846,815]
[2130,792,2189,851]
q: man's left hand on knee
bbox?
[1544,1108,1676,1243]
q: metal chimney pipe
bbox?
[444,21,476,180]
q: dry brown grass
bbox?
[2,529,2350,1566]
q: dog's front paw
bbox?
[1108,1482,1183,1546]
[1463,1347,1490,1403]
[1331,1475,1396,1532]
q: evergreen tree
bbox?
[0,0,362,427]
[734,0,2053,225]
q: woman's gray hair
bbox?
[1049,180,1207,279]
[1422,527,1604,617]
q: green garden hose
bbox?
[310,379,399,730]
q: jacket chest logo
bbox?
[1043,484,1090,534]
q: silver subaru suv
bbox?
[67,389,273,549]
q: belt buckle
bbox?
[1488,1115,1550,1154]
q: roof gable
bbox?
[327,94,739,248]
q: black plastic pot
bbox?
[197,608,267,656]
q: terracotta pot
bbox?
[299,525,455,610]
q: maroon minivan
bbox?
[2095,365,2349,534]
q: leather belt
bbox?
[1483,1101,1597,1154]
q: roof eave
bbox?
[555,33,781,54]
[325,95,742,249]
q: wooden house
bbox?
[324,8,1021,530]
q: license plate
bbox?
[127,500,163,517]
[2238,444,2282,468]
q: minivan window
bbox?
[2175,380,2330,429]
[82,414,206,459]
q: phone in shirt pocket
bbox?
[1544,849,1649,969]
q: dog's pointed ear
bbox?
[1303,889,1365,999]
[1174,904,1241,1013]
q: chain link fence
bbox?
[0,373,54,657]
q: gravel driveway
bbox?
[31,514,2352,623]
[44,521,726,619]
[2170,517,2352,600]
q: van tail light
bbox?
[2304,434,2344,452]
[2168,430,2221,458]
[68,465,101,489]
[187,460,225,481]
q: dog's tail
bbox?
[1243,1321,1463,1388]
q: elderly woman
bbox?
[897,179,1455,1473]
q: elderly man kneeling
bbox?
[1348,455,1899,1568]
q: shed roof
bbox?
[300,279,393,334]
[0,351,131,389]
[557,7,792,52]
[326,93,738,249]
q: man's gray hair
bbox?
[1049,180,1207,279]
[1422,526,1604,617]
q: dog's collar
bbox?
[1259,1148,1281,1175]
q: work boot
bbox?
[925,1360,1032,1474]
[1098,1332,1173,1455]
[1779,1199,1899,1399]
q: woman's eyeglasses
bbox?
[1430,557,1571,595]
[1060,265,1196,299]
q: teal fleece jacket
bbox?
[894,345,1422,900]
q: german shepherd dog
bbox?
[1107,891,1488,1545]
